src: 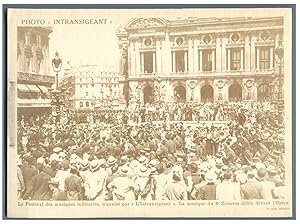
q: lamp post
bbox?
[52,51,62,90]
[154,76,162,103]
[274,40,284,124]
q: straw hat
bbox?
[53,147,62,153]
[90,160,101,172]
[48,178,59,186]
[107,156,117,166]
[80,159,89,170]
[139,166,151,177]
[138,156,148,164]
[205,171,217,183]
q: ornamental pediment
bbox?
[126,18,168,29]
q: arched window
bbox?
[86,102,89,107]
[79,102,83,107]
[228,84,242,101]
[257,83,270,101]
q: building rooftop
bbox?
[117,16,283,34]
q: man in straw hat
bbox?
[136,166,156,200]
[163,165,188,200]
[21,156,38,200]
[30,163,52,200]
[85,159,108,200]
[107,166,138,201]
[48,178,67,200]
[191,171,217,200]
[256,167,278,200]
[216,170,241,200]
[55,159,70,192]
[240,171,261,200]
[64,165,82,200]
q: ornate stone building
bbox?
[60,65,120,110]
[17,27,55,118]
[116,17,283,105]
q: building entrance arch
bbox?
[228,84,242,101]
[257,83,271,101]
[143,85,154,104]
[201,85,214,102]
[174,85,186,102]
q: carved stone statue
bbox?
[119,43,128,77]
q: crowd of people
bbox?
[16,100,286,201]
[74,101,274,125]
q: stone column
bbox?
[156,39,161,73]
[141,52,144,73]
[270,47,274,69]
[221,36,227,72]
[193,39,198,72]
[240,48,244,71]
[227,48,231,71]
[216,36,222,72]
[135,40,140,73]
[172,51,175,73]
[244,34,251,71]
[162,32,172,74]
[256,48,260,70]
[127,42,131,75]
[250,34,256,71]
[199,49,202,72]
[274,33,280,72]
[212,49,215,71]
[188,38,193,72]
[130,41,135,75]
[153,52,156,73]
[184,51,188,72]
[224,82,229,101]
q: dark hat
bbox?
[51,160,60,170]
[188,163,198,173]
[61,160,70,170]
[36,163,44,172]
[119,155,128,165]
[156,163,165,174]
[26,156,36,166]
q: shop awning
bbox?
[38,85,49,93]
[26,84,41,93]
[17,84,30,92]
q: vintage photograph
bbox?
[6,7,293,218]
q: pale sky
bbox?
[47,8,287,72]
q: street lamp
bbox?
[154,76,162,103]
[52,51,62,90]
[274,40,284,124]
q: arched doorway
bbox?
[174,85,186,102]
[143,85,154,104]
[201,85,214,102]
[228,84,242,101]
[257,83,270,101]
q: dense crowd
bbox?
[75,101,275,125]
[16,101,286,201]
